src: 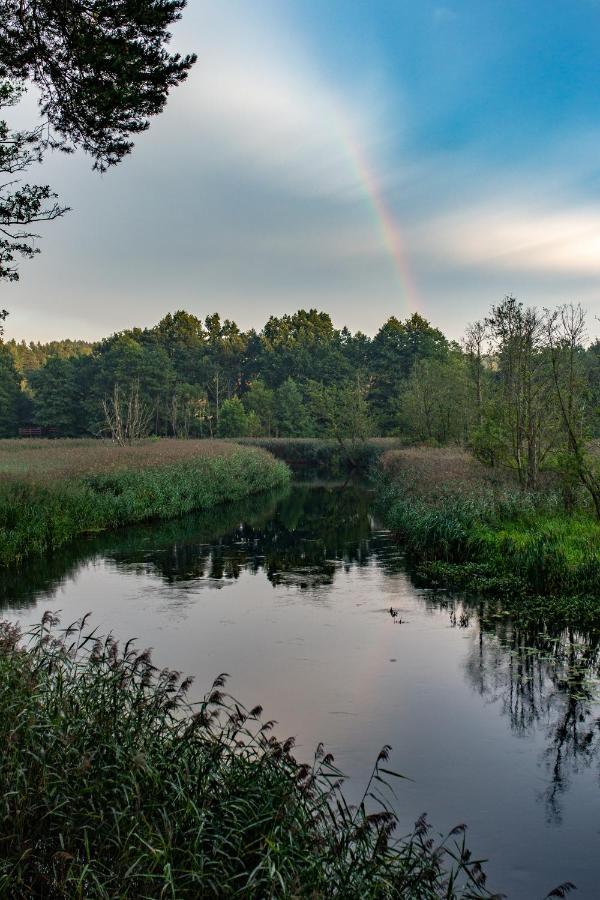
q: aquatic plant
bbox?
[0,441,290,566]
[0,614,499,899]
[377,447,600,622]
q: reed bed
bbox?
[0,614,499,899]
[0,440,290,566]
[0,438,242,482]
[377,448,600,618]
[234,438,404,473]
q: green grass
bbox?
[376,448,600,627]
[0,616,497,899]
[0,443,290,567]
[234,438,403,474]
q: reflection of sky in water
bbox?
[3,484,600,899]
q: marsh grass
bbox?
[378,447,600,616]
[0,614,499,899]
[0,440,290,566]
[234,438,404,474]
[0,438,244,482]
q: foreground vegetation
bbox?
[378,448,600,628]
[0,439,289,567]
[0,615,498,899]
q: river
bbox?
[2,481,599,898]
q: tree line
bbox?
[2,299,600,492]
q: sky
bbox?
[6,0,600,343]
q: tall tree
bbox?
[369,313,448,432]
[545,304,600,517]
[484,297,556,489]
[0,0,196,280]
[258,309,349,388]
[274,378,312,437]
[30,355,91,436]
[0,341,20,435]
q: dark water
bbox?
[3,482,600,899]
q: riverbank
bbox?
[377,447,600,627]
[234,437,403,474]
[0,615,495,898]
[0,439,290,567]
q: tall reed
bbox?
[0,615,499,899]
[0,446,290,567]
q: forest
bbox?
[3,297,600,500]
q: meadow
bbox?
[0,439,289,567]
[377,447,600,626]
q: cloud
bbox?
[8,0,600,345]
[6,1,404,341]
[405,147,600,277]
[429,206,600,274]
[433,6,458,24]
[169,3,391,202]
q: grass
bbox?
[234,438,404,474]
[0,438,252,481]
[0,615,499,899]
[0,439,290,567]
[377,447,600,626]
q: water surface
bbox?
[4,482,600,898]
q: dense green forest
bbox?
[3,298,600,491]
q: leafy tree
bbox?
[398,353,471,444]
[274,378,312,437]
[168,383,208,438]
[30,356,92,436]
[545,305,600,516]
[0,341,20,435]
[218,397,249,437]
[369,313,448,432]
[243,379,275,436]
[308,377,372,448]
[152,311,208,385]
[259,309,350,388]
[88,334,175,434]
[483,297,557,489]
[7,338,93,378]
[204,314,248,429]
[0,0,196,280]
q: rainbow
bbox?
[340,129,421,314]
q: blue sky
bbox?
[8,0,600,341]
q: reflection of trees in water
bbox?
[5,481,600,824]
[118,483,393,590]
[452,596,600,822]
[0,482,400,610]
[0,487,286,610]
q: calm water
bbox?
[3,482,600,898]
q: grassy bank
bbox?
[0,615,496,899]
[234,437,403,475]
[377,448,600,627]
[0,439,290,567]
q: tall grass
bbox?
[0,615,498,899]
[234,438,404,474]
[0,444,290,566]
[377,447,600,610]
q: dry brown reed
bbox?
[0,438,242,484]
